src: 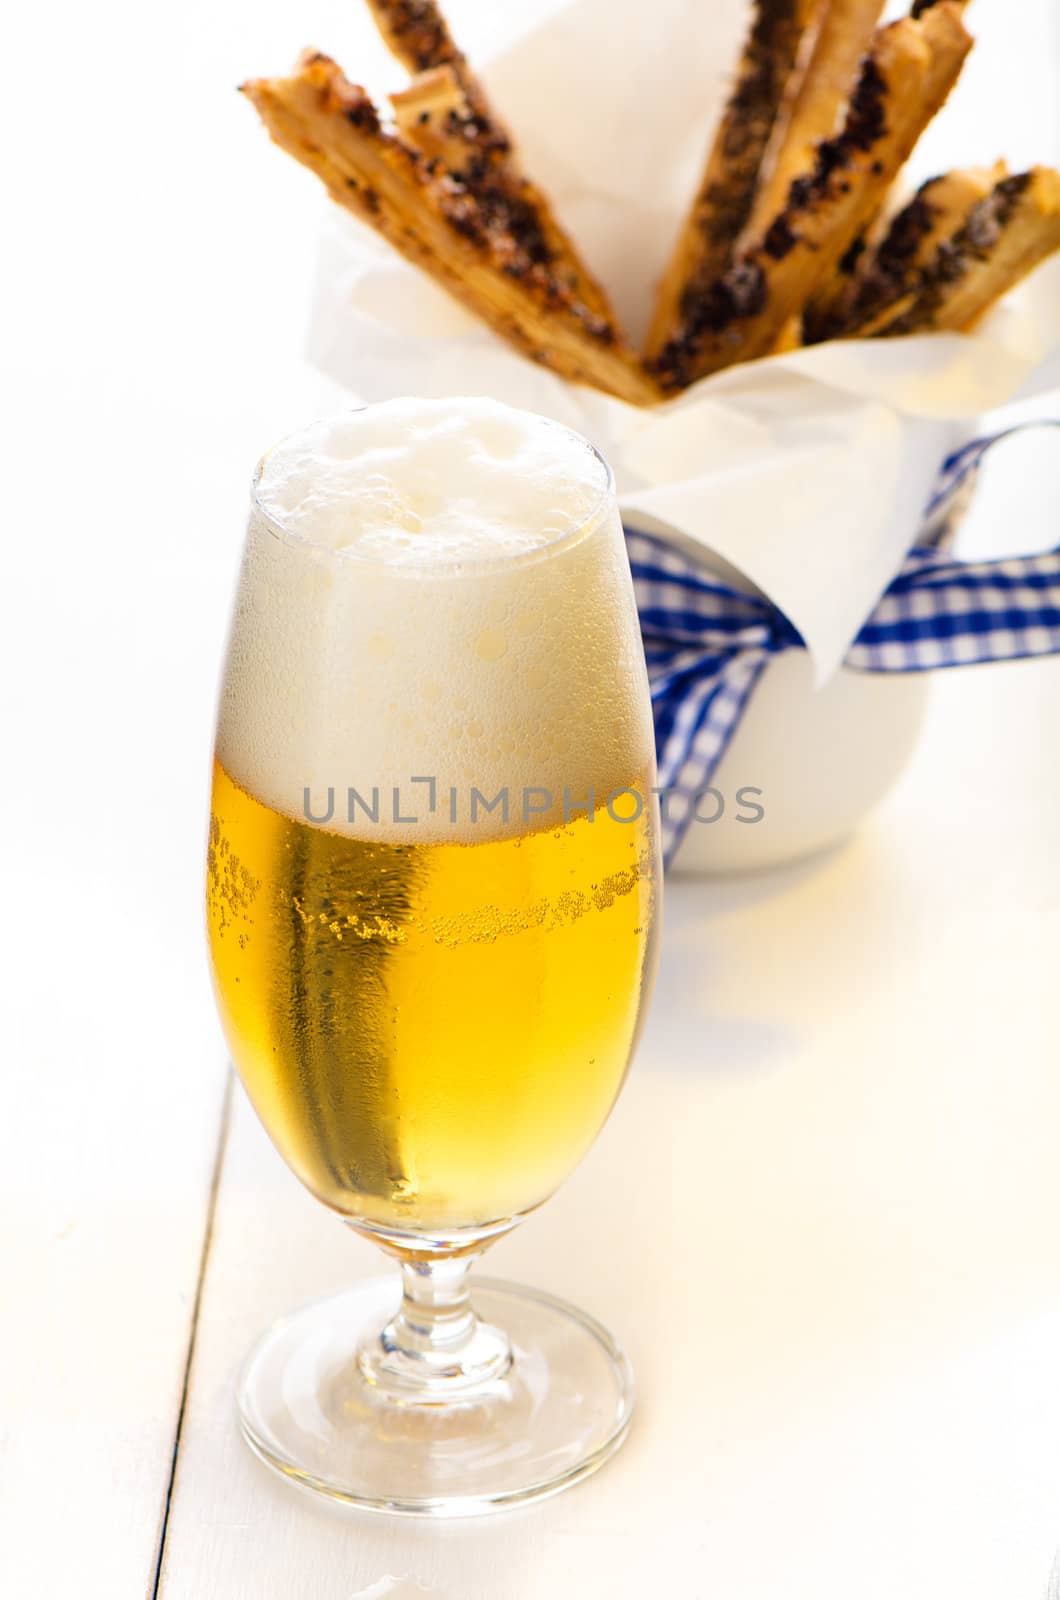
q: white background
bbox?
[1,2,1058,1597]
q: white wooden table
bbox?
[2,2,1058,1596]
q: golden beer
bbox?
[208,758,657,1231]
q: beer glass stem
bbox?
[358,1255,513,1401]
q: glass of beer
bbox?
[206,397,660,1514]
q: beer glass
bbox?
[206,398,660,1513]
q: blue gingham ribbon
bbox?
[629,423,1060,866]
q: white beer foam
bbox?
[255,396,607,567]
[217,398,654,842]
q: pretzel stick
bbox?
[816,163,1003,338]
[649,6,973,388]
[745,0,885,242]
[644,0,822,362]
[880,167,1060,334]
[241,54,659,406]
[362,0,616,323]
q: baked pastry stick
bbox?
[745,0,883,348]
[361,0,616,324]
[801,0,972,339]
[644,0,823,363]
[744,0,885,243]
[771,316,803,351]
[798,210,873,341]
[879,167,1060,335]
[812,164,1003,339]
[241,53,659,406]
[387,64,533,202]
[388,65,484,168]
[362,0,462,73]
[648,6,973,389]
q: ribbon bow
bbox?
[628,423,1060,866]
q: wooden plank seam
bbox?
[150,1071,234,1600]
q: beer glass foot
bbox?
[237,1275,635,1516]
